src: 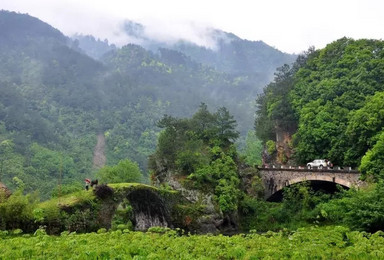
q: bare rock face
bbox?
[0,182,11,200]
[134,212,168,231]
[127,188,172,231]
[262,125,295,167]
[92,133,106,169]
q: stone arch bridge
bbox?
[259,166,364,200]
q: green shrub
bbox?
[34,226,47,236]
[97,228,107,234]
[147,226,171,233]
[360,131,384,180]
[2,226,384,258]
[96,159,144,184]
[12,229,23,235]
[0,191,37,231]
[266,140,276,154]
[0,230,8,238]
[316,182,384,232]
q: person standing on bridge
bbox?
[85,178,91,190]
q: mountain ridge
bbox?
[73,20,295,86]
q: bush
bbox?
[96,159,144,184]
[34,226,47,236]
[360,131,384,181]
[266,140,276,154]
[316,183,384,232]
[0,192,37,231]
[97,228,107,234]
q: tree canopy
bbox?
[150,105,241,213]
[255,38,384,180]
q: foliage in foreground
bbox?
[1,226,384,259]
[240,181,384,234]
[239,181,338,232]
[316,182,384,233]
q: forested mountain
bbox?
[0,10,293,199]
[74,21,295,90]
[71,34,117,60]
[75,22,296,142]
[0,10,106,197]
[256,38,384,180]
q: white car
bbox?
[307,159,332,169]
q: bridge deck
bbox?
[258,166,359,174]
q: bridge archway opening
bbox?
[267,180,349,202]
[126,189,171,231]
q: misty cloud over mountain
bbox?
[73,19,295,81]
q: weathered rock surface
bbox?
[151,159,236,234]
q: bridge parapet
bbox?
[258,167,363,200]
[259,165,359,173]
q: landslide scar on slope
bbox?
[93,133,106,169]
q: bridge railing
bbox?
[258,165,359,173]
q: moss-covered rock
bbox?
[35,183,181,234]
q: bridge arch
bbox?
[274,175,352,194]
[259,167,363,201]
[100,183,178,231]
[125,188,172,231]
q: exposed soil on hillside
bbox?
[93,133,106,169]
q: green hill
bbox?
[0,10,293,199]
[256,38,384,180]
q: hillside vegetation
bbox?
[0,10,293,199]
[256,38,384,180]
[150,104,241,215]
[1,226,384,259]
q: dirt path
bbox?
[93,133,106,169]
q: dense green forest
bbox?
[256,38,384,180]
[0,10,293,199]
[150,104,242,215]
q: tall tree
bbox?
[215,107,239,143]
[96,159,143,184]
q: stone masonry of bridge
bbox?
[259,166,364,200]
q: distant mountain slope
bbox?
[0,10,66,46]
[0,11,105,197]
[71,34,117,60]
[0,10,293,199]
[73,21,296,88]
[174,34,294,79]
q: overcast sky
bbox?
[2,0,384,53]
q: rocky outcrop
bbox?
[151,159,236,234]
[103,184,178,231]
[263,123,296,166]
[0,182,11,199]
[37,184,179,234]
[127,188,172,231]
